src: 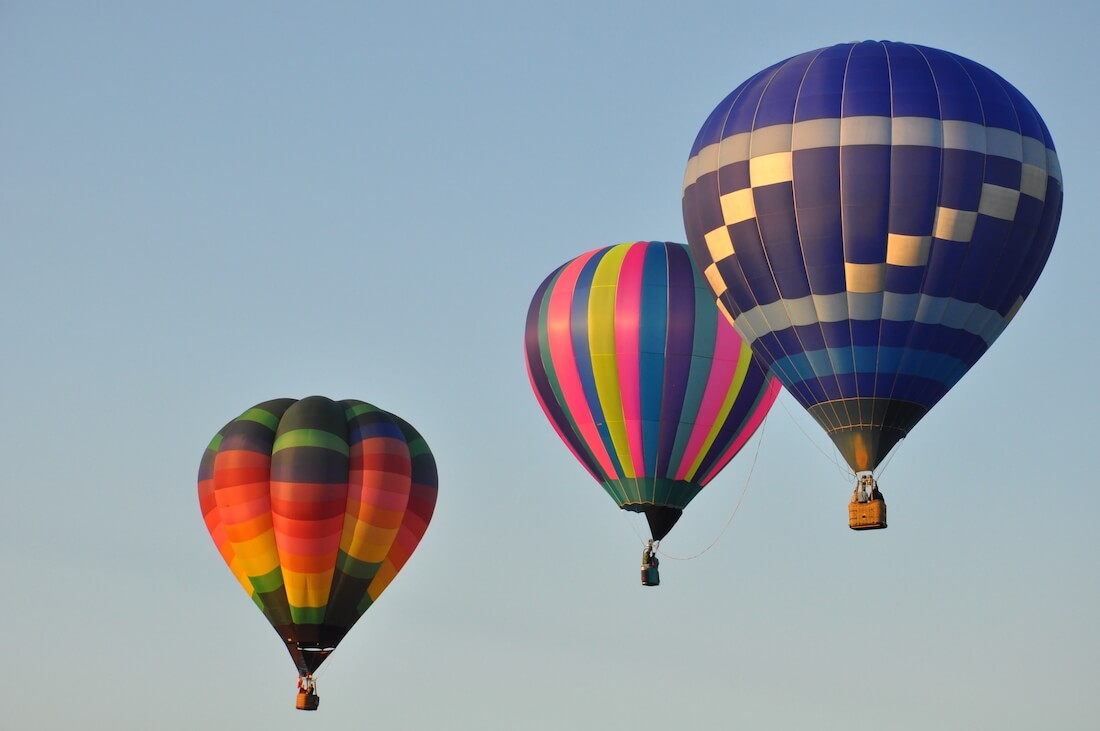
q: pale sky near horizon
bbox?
[2,2,1097,729]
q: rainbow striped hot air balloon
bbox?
[524,241,780,546]
[198,396,437,709]
[682,41,1062,527]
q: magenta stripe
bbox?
[674,323,742,479]
[545,251,618,478]
[699,376,781,484]
[615,243,646,476]
[525,368,599,481]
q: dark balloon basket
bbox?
[849,499,887,531]
[296,691,320,711]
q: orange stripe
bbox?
[223,513,273,542]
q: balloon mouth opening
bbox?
[622,504,683,541]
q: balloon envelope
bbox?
[198,396,437,675]
[682,41,1062,472]
[524,241,780,539]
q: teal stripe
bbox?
[775,346,970,384]
[608,477,703,510]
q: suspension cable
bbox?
[657,413,770,561]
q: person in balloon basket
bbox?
[641,540,660,587]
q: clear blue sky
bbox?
[2,2,1096,729]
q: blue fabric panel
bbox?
[989,217,1038,312]
[729,218,779,306]
[840,145,891,263]
[842,42,891,118]
[884,264,924,295]
[755,52,814,128]
[685,171,723,232]
[961,58,1019,131]
[922,239,966,297]
[717,160,751,196]
[792,147,841,210]
[657,353,692,476]
[886,43,940,118]
[955,217,1012,303]
[1004,82,1048,144]
[1019,189,1061,301]
[793,147,846,294]
[984,155,1022,189]
[894,373,951,406]
[850,319,882,348]
[663,244,697,356]
[724,68,779,137]
[715,259,758,319]
[996,195,1048,311]
[923,48,984,124]
[938,148,984,215]
[755,183,812,299]
[878,316,915,348]
[752,324,808,356]
[889,146,940,235]
[817,320,854,350]
[775,346,967,386]
[794,44,850,122]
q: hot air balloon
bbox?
[524,241,780,576]
[197,396,438,709]
[682,41,1062,529]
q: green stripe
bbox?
[290,605,327,624]
[538,271,604,478]
[250,565,284,594]
[206,432,224,451]
[407,438,431,458]
[345,402,380,418]
[273,428,350,455]
[237,407,281,431]
[337,551,382,581]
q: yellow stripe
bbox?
[282,568,335,608]
[588,244,635,478]
[367,561,398,601]
[340,511,401,563]
[228,556,257,598]
[230,528,281,579]
[683,344,752,479]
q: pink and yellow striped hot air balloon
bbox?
[197,396,437,710]
[524,242,780,555]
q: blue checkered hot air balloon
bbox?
[681,41,1062,527]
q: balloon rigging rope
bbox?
[776,393,851,482]
[655,412,770,561]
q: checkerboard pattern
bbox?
[682,41,1062,471]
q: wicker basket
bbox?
[849,498,887,530]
